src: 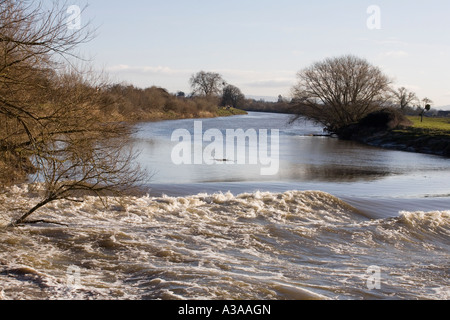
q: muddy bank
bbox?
[336,109,450,158]
[344,128,450,158]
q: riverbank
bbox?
[351,116,450,158]
[124,107,247,122]
[0,107,247,187]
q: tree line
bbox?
[79,71,249,122]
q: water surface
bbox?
[0,112,448,300]
[133,112,450,217]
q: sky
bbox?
[72,0,450,108]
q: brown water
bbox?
[0,112,449,300]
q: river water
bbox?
[134,112,450,218]
[0,112,449,300]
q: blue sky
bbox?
[75,0,450,107]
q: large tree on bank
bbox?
[291,55,392,133]
[189,71,226,97]
[221,84,245,109]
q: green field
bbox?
[377,116,450,157]
[407,116,450,133]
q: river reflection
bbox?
[132,112,450,200]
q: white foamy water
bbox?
[1,185,449,300]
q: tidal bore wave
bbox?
[0,185,448,300]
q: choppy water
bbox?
[0,112,449,300]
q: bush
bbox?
[338,108,413,139]
[358,108,413,130]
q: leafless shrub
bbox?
[0,1,147,226]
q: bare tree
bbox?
[1,1,146,226]
[189,71,226,97]
[391,87,419,112]
[419,97,433,123]
[221,84,245,109]
[291,55,392,133]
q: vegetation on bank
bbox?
[216,107,248,117]
[341,110,450,157]
[288,55,444,134]
[387,116,450,156]
[241,99,292,114]
[407,116,450,133]
[0,1,250,226]
[360,127,450,157]
[97,84,247,123]
[285,55,450,157]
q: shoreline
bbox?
[125,107,248,124]
[334,113,450,158]
[349,128,450,158]
[0,108,247,187]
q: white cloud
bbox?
[357,38,409,47]
[106,65,296,84]
[103,65,296,97]
[378,38,409,46]
[245,79,294,88]
[106,65,193,76]
[380,51,409,58]
[397,84,421,91]
[291,50,304,57]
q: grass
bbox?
[216,107,248,117]
[355,116,450,157]
[390,117,450,141]
[407,116,450,133]
[127,107,248,123]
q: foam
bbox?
[0,184,448,300]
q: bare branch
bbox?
[1,0,147,224]
[291,55,392,132]
[190,71,227,97]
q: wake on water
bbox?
[0,184,449,300]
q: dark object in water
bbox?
[212,158,235,162]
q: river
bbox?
[0,112,448,300]
[133,112,450,218]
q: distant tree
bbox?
[419,97,433,122]
[189,71,226,97]
[221,84,245,108]
[392,87,419,112]
[291,55,392,133]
